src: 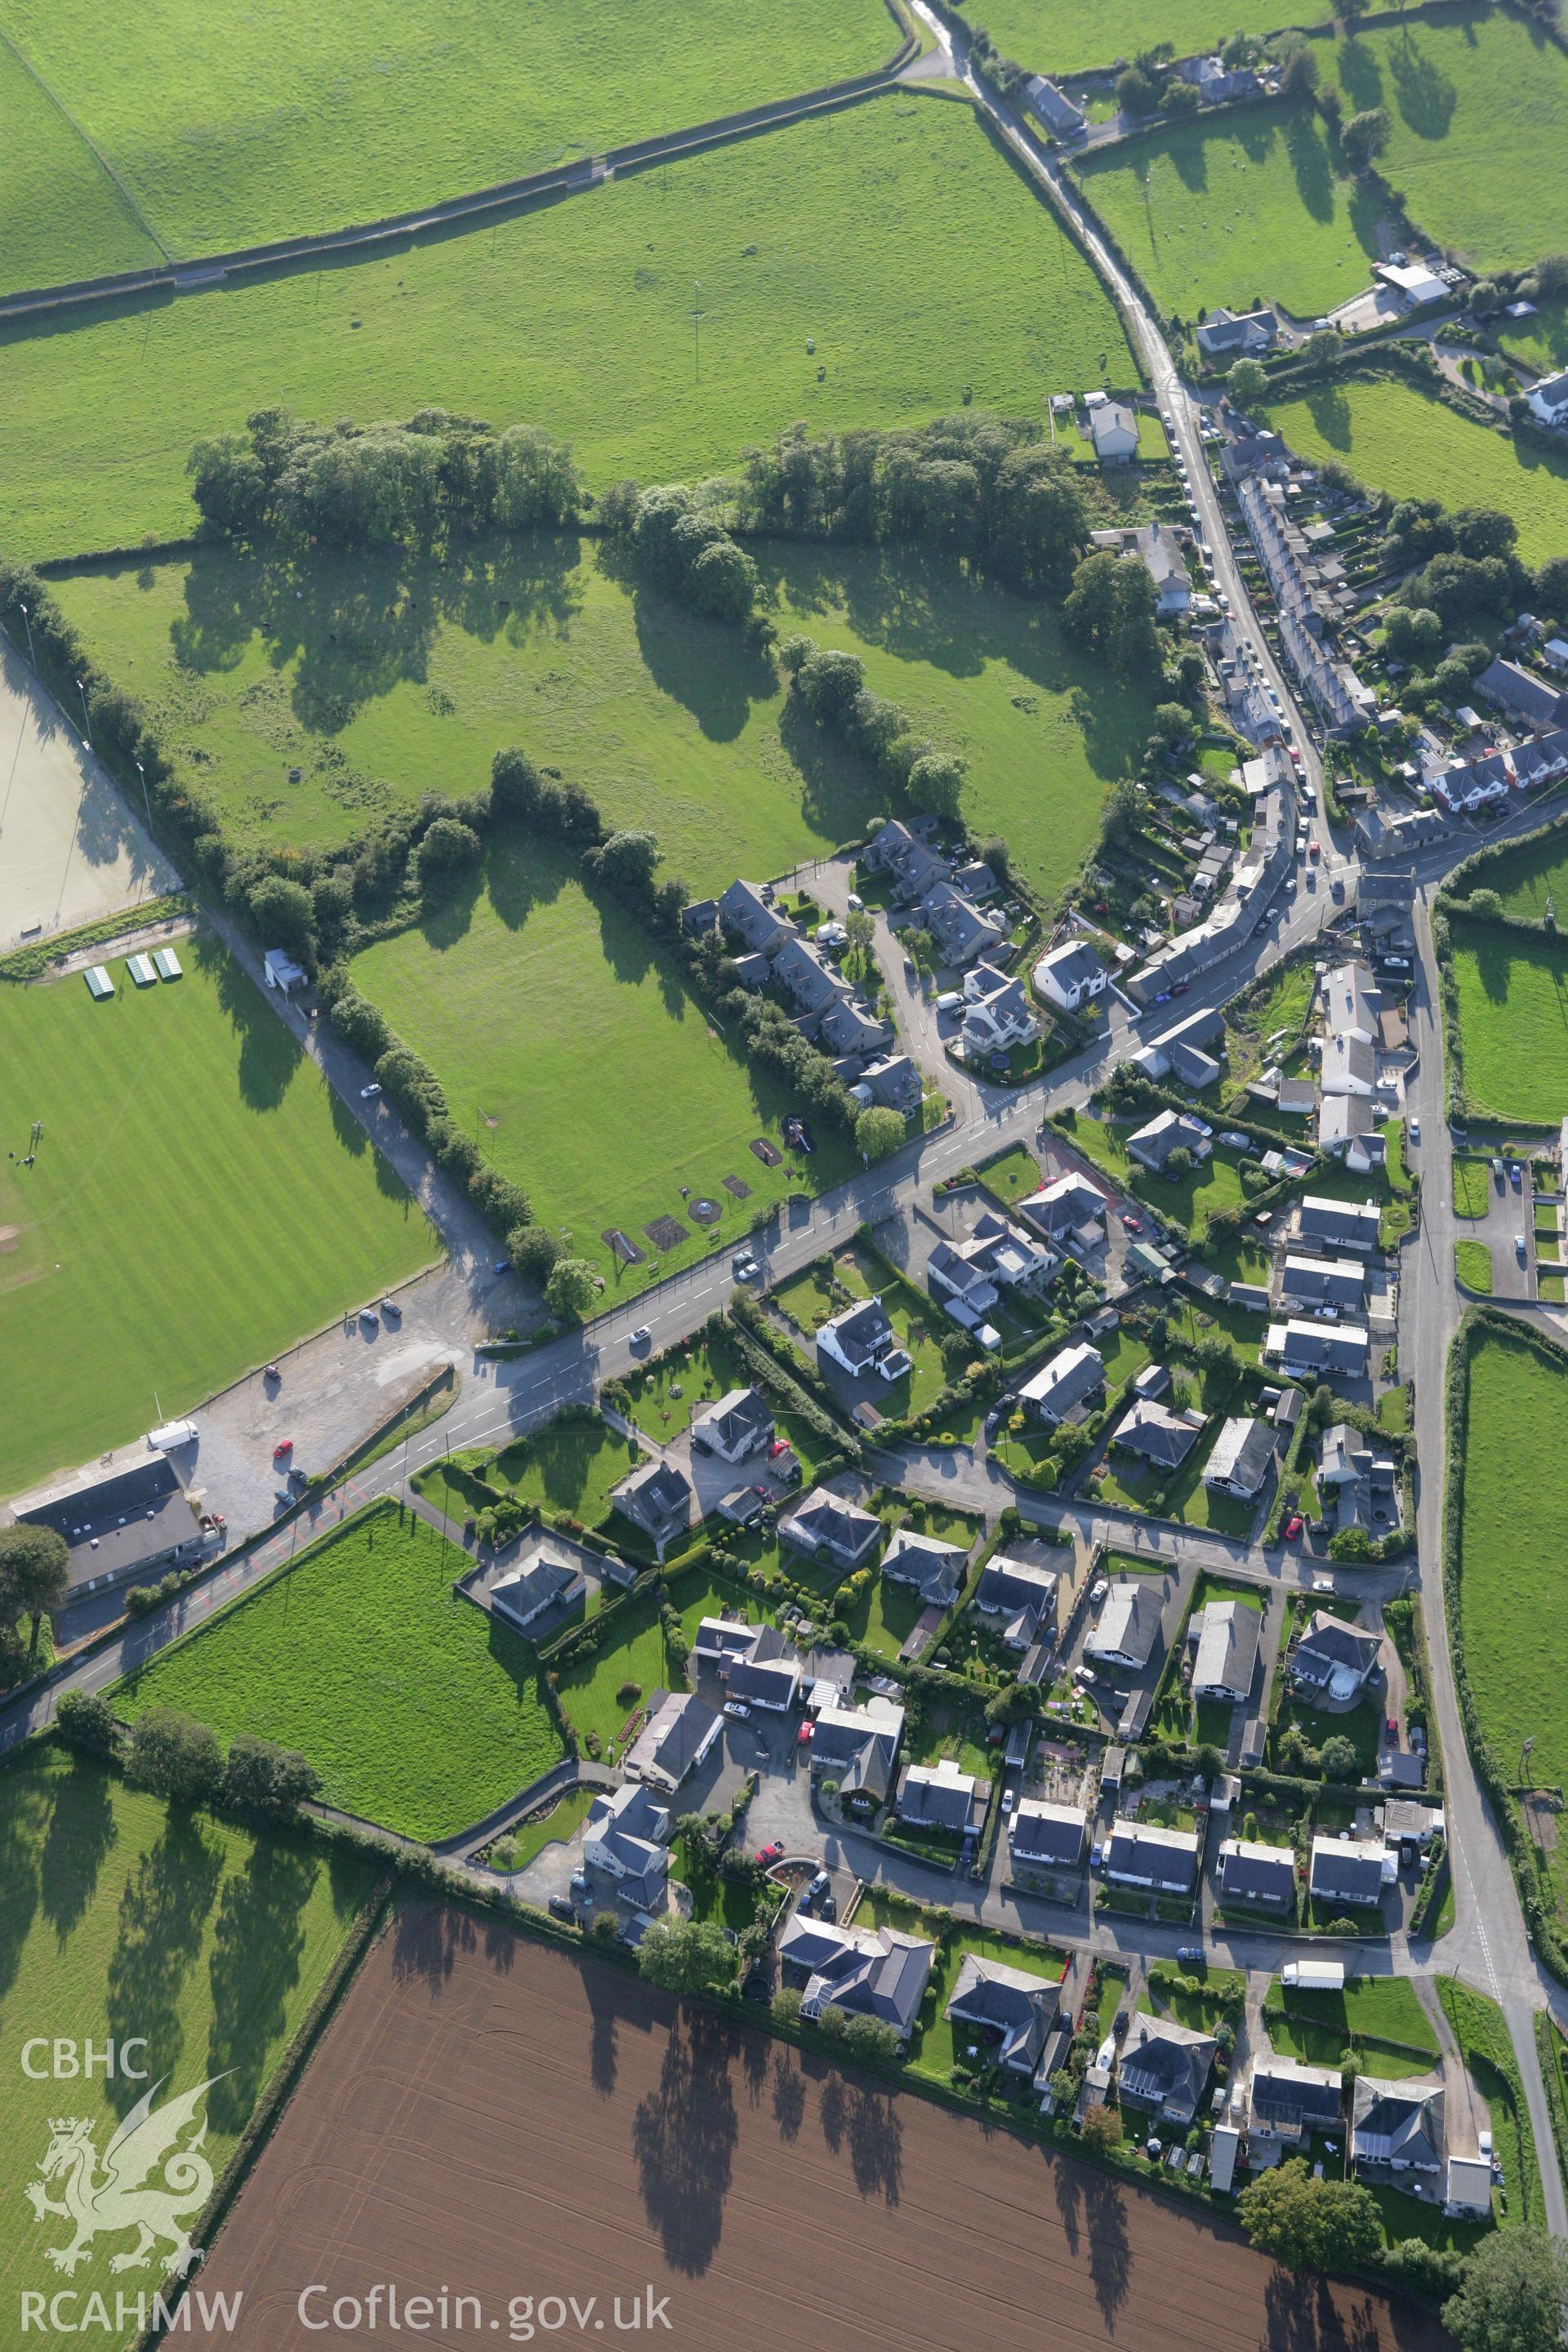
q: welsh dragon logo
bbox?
[24,2073,227,2279]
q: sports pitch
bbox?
[0,92,1133,562]
[0,932,433,1494]
[51,536,1153,905]
[0,1746,375,2347]
[352,834,853,1295]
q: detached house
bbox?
[1018,1339,1104,1425]
[1291,1609,1382,1702]
[1118,2014,1216,2124]
[1309,1833,1393,1909]
[808,1699,905,1805]
[1203,1417,1275,1500]
[612,1459,695,1553]
[1019,1173,1108,1247]
[1088,522,1192,617]
[962,966,1037,1056]
[1086,1579,1163,1671]
[582,1783,673,1911]
[777,1913,934,2049]
[690,1386,773,1465]
[1281,1253,1365,1309]
[488,1548,586,1633]
[816,1296,912,1384]
[780,1488,884,1571]
[1216,1838,1295,1911]
[896,1757,986,1838]
[1128,1110,1212,1173]
[1297,1194,1382,1254]
[858,1053,922,1113]
[1089,402,1140,464]
[1022,72,1085,136]
[1265,1319,1370,1379]
[1188,1597,1262,1703]
[1105,1820,1200,1893]
[1475,657,1568,730]
[1247,2058,1343,2147]
[625,1691,723,1793]
[945,1954,1061,2079]
[1009,1799,1089,1873]
[1113,1397,1206,1470]
[1352,2078,1446,2175]
[880,1526,967,1610]
[1196,305,1277,361]
[975,1552,1062,1650]
[693,1618,802,1712]
[1318,1423,1400,1536]
[916,881,1008,968]
[1034,936,1110,1010]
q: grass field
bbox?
[1456,1330,1568,1912]
[1468,827,1568,925]
[0,38,161,296]
[352,832,857,1296]
[0,0,896,278]
[1072,103,1379,323]
[51,532,1155,903]
[1450,916,1568,1127]
[1439,1975,1535,2230]
[0,932,431,1495]
[115,1499,564,1839]
[0,1747,374,2346]
[1265,378,1568,570]
[1497,295,1568,378]
[1322,7,1568,275]
[0,93,1133,563]
[1269,1972,1440,2056]
[969,0,1278,76]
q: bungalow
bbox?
[777,1912,934,2048]
[862,817,948,903]
[1009,1798,1089,1873]
[880,1526,967,1610]
[1022,72,1085,136]
[1196,305,1277,361]
[916,881,1009,968]
[779,1487,884,1570]
[808,1699,905,1804]
[718,879,786,957]
[817,1296,912,1383]
[953,858,1000,900]
[1112,1397,1206,1469]
[1034,936,1111,1010]
[896,1757,986,1837]
[1309,1833,1393,1909]
[1281,1253,1365,1308]
[624,1691,724,1793]
[1247,2058,1343,2144]
[582,1782,673,1910]
[691,1616,760,1673]
[1128,1109,1212,1173]
[962,969,1037,1055]
[690,1385,773,1464]
[1318,1091,1383,1169]
[1018,1172,1107,1244]
[1265,1319,1370,1379]
[1203,1417,1275,1499]
[1297,1194,1382,1254]
[1085,1579,1163,1670]
[945,1953,1060,2078]
[1018,1339,1104,1424]
[488,1548,586,1633]
[1475,657,1568,731]
[1105,1820,1200,1893]
[974,1552,1061,1650]
[1117,2014,1216,2124]
[1352,2078,1446,2174]
[1189,1597,1262,1703]
[1291,1609,1383,1701]
[1089,402,1141,464]
[1216,1838,1295,1910]
[611,1459,695,1552]
[1318,1422,1399,1535]
[859,1052,923,1113]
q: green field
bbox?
[1469,828,1568,926]
[1073,103,1379,323]
[0,0,895,280]
[1265,379,1568,570]
[964,0,1277,75]
[51,532,1154,903]
[0,933,431,1495]
[1456,1330,1568,1905]
[1450,916,1568,1127]
[1498,295,1568,378]
[354,833,854,1295]
[0,1748,374,2345]
[115,1499,564,1839]
[0,93,1133,563]
[1323,8,1568,276]
[0,38,161,296]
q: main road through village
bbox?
[3,0,1566,2234]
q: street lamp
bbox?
[134,759,152,827]
[17,600,35,668]
[76,679,92,749]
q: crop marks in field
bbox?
[0,94,1134,562]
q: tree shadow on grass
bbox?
[0,1775,45,2005]
[38,1757,118,1950]
[1386,25,1458,141]
[204,1838,319,2132]
[627,576,779,746]
[1335,35,1384,116]
[104,1810,225,2116]
[189,929,296,1114]
[1298,382,1356,454]
[432,531,586,649]
[1282,105,1339,229]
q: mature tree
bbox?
[247,874,317,964]
[1099,777,1144,853]
[1443,2225,1568,2352]
[125,1708,223,1807]
[590,830,662,896]
[1062,549,1161,674]
[492,424,583,530]
[1537,554,1568,617]
[1277,43,1319,99]
[1165,1145,1193,1178]
[416,817,482,889]
[1318,1732,1361,1781]
[545,1258,604,1323]
[1453,507,1518,564]
[1081,2103,1124,2151]
[1116,64,1160,114]
[509,1223,566,1284]
[55,1688,118,1756]
[841,2012,901,2062]
[795,645,868,728]
[0,1522,69,1648]
[186,433,270,538]
[1161,77,1200,112]
[1382,604,1443,664]
[1339,105,1390,168]
[688,536,759,621]
[856,1106,907,1163]
[1227,357,1270,409]
[906,749,965,820]
[1302,328,1343,369]
[1237,2158,1381,2272]
[636,1917,737,1998]
[844,907,875,957]
[220,1732,320,1822]
[1152,700,1194,748]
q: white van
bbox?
[935,991,964,1015]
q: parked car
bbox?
[271,1438,293,1460]
[1312,1572,1334,1592]
[630,1325,653,1349]
[1284,1514,1304,1540]
[1119,1210,1143,1232]
[808,1869,831,1900]
[1516,1232,1528,1260]
[547,1895,577,1923]
[847,892,864,911]
[380,1294,401,1319]
[1508,1161,1524,1190]
[1492,1157,1506,1187]
[1409,1118,1420,1145]
[1176,1946,1202,1965]
[732,1252,760,1281]
[359,1082,381,1099]
[1170,981,1190,996]
[1089,1576,1107,1603]
[756,1842,785,1865]
[1386,1717,1399,1740]
[724,1700,751,1722]
[795,1721,813,1747]
[821,1895,837,1922]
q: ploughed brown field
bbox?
[189,1904,1450,2352]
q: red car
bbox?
[796,1721,814,1747]
[1120,1211,1143,1233]
[1386,1717,1399,1741]
[271,1438,293,1461]
[1283,1513,1304,1540]
[756,1842,785,1865]
[769,1438,791,1459]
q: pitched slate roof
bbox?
[1216,1838,1295,1906]
[945,1953,1059,2070]
[1249,2058,1343,2131]
[880,1526,967,1608]
[1118,2013,1217,2118]
[1309,1833,1388,1904]
[1086,1579,1163,1668]
[691,1385,772,1455]
[1009,1799,1088,1869]
[1352,2077,1446,2169]
[1190,1597,1263,1699]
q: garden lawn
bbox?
[114,1499,564,1840]
[1450,917,1568,1127]
[1272,1972,1440,2056]
[0,1748,376,2348]
[1055,1113,1250,1240]
[52,532,1152,906]
[1323,7,1568,275]
[1455,1330,1568,1924]
[0,93,1134,563]
[1498,295,1568,378]
[490,1785,595,1870]
[554,1567,775,1751]
[968,0,1277,74]
[1072,103,1381,323]
[973,1142,1040,1206]
[1265,379,1568,571]
[865,1892,1062,2080]
[0,0,894,270]
[0,931,431,1494]
[1455,1240,1493,1294]
[412,1409,644,1534]
[1439,1976,1536,2228]
[352,833,855,1298]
